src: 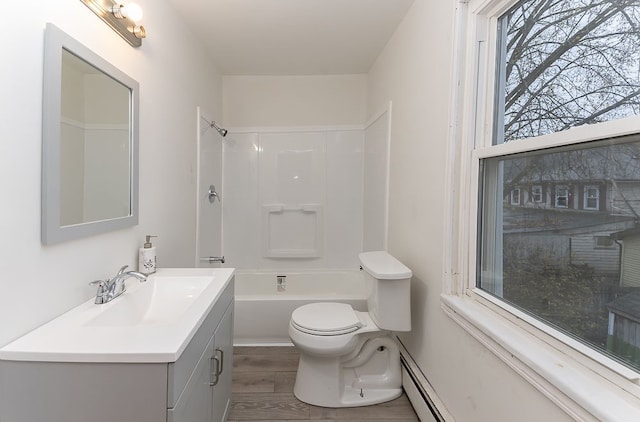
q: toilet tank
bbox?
[359,251,412,332]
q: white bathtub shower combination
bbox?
[207,122,393,345]
[233,270,368,345]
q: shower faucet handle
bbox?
[207,185,220,203]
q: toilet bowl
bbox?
[288,251,412,408]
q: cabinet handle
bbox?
[209,355,220,386]
[215,348,224,376]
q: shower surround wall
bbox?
[220,74,388,270]
[223,128,365,270]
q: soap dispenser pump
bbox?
[138,235,157,275]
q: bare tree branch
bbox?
[500,0,640,142]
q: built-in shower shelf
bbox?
[262,204,323,258]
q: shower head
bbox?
[210,121,228,137]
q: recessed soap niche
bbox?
[262,204,323,258]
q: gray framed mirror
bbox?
[42,23,139,244]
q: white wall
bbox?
[222,75,367,127]
[0,0,221,347]
[363,107,391,252]
[367,0,572,420]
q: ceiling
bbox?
[165,0,416,75]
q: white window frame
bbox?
[584,185,600,211]
[531,185,542,203]
[441,0,640,419]
[554,185,569,208]
[510,187,520,205]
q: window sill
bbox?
[441,293,640,421]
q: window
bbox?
[510,188,520,205]
[494,0,640,144]
[584,185,600,210]
[475,0,640,374]
[554,185,569,208]
[594,235,614,248]
[531,185,542,203]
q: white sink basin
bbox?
[86,275,213,327]
[0,268,234,363]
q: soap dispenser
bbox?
[138,235,157,275]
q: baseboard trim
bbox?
[397,337,454,422]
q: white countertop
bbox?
[0,268,234,363]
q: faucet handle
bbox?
[89,280,108,304]
[116,265,129,275]
[89,279,106,296]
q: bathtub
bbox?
[233,270,368,345]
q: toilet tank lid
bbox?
[358,251,412,280]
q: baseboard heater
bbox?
[397,337,452,422]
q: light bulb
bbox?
[111,4,126,19]
[124,3,143,23]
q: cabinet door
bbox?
[168,336,215,422]
[211,304,234,422]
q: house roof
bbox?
[503,207,636,234]
[608,290,640,323]
[503,139,640,184]
[612,226,640,240]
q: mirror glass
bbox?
[42,24,139,244]
[60,50,131,226]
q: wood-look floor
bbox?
[229,346,420,422]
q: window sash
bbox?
[531,185,542,202]
[462,0,640,383]
[554,185,569,208]
[584,186,599,210]
[594,235,614,248]
[510,188,520,205]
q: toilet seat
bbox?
[291,303,363,336]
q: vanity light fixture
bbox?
[80,0,147,47]
[110,3,143,21]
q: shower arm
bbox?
[201,116,228,137]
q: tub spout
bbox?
[200,256,225,264]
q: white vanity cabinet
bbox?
[168,286,234,422]
[212,305,234,421]
[0,275,234,422]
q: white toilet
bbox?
[288,251,412,408]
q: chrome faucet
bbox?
[90,265,148,304]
